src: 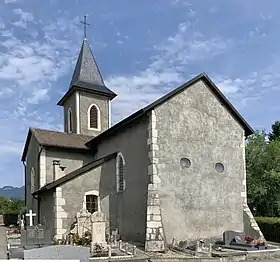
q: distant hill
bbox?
[0,186,24,199]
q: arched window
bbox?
[116,153,125,192]
[30,167,35,193]
[88,104,100,130]
[68,108,73,133]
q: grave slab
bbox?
[24,245,90,262]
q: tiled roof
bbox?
[21,128,92,161]
[32,128,92,149]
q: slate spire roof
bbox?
[58,39,116,106]
[70,39,105,88]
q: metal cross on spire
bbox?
[80,14,90,39]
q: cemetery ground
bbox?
[3,210,280,261]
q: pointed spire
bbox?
[69,39,116,97]
[57,39,116,106]
[70,39,105,87]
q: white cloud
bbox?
[106,22,233,123]
[212,64,280,110]
[0,87,14,98]
[4,0,18,3]
[13,9,35,22]
[12,9,35,28]
[0,12,82,161]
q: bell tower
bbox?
[57,38,117,136]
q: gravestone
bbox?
[223,230,245,245]
[7,234,21,248]
[24,245,90,262]
[90,211,106,253]
[222,230,267,251]
[77,208,91,237]
[21,225,52,248]
[0,215,3,226]
[6,233,23,259]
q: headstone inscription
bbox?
[21,225,52,248]
[90,211,106,253]
[24,245,90,262]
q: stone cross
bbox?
[26,209,36,226]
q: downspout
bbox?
[33,146,43,224]
[22,161,27,209]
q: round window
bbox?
[215,162,225,173]
[180,158,191,169]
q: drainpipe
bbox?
[33,146,43,224]
[22,161,27,209]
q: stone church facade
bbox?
[21,38,264,251]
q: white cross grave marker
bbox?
[26,209,36,226]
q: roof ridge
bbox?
[85,72,254,147]
[31,127,93,138]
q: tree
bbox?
[0,196,24,214]
[0,196,9,214]
[268,121,280,142]
[246,128,280,217]
[246,131,268,216]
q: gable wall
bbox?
[25,135,40,213]
[93,117,150,243]
[45,149,93,184]
[154,79,245,243]
[79,91,109,136]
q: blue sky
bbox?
[0,0,280,187]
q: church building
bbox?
[21,37,264,251]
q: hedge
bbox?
[3,212,19,227]
[255,217,280,243]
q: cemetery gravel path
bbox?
[0,226,6,259]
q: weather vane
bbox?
[80,14,90,39]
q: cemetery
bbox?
[3,208,280,261]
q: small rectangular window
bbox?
[86,195,98,214]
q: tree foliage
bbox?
[0,196,24,215]
[246,121,280,217]
[268,120,280,142]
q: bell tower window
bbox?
[68,108,73,133]
[88,104,100,130]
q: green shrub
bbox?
[256,217,280,242]
[3,212,19,226]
